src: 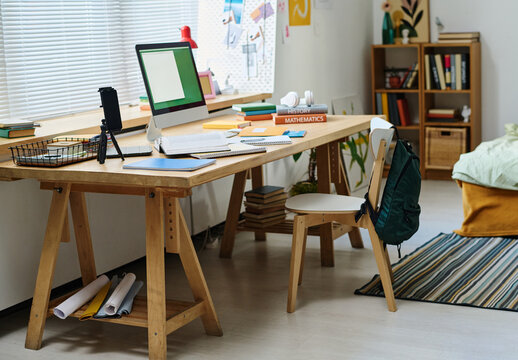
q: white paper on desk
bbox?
[53,275,109,319]
[104,273,136,316]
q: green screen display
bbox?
[140,47,203,110]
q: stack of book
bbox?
[243,185,287,228]
[426,108,459,123]
[232,102,277,121]
[0,119,36,138]
[438,32,479,44]
[139,96,150,111]
[375,93,411,127]
[424,53,470,90]
[273,104,328,124]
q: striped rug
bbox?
[355,233,518,312]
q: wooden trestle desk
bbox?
[0,114,370,359]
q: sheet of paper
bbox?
[141,51,185,103]
[53,275,109,319]
[104,273,136,316]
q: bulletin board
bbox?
[196,0,277,93]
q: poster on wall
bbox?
[197,0,277,93]
[332,95,373,192]
[289,0,311,26]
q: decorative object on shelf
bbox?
[389,71,401,88]
[392,10,404,42]
[179,26,198,49]
[381,1,394,44]
[462,105,471,123]
[389,0,430,43]
[435,16,445,40]
[402,28,410,44]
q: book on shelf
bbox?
[0,127,35,138]
[461,53,469,89]
[428,108,458,115]
[276,104,328,115]
[405,63,419,88]
[438,38,479,44]
[232,102,277,112]
[398,64,414,88]
[387,93,400,126]
[424,55,431,90]
[451,54,457,90]
[244,215,286,228]
[375,93,383,115]
[245,204,285,215]
[273,113,327,125]
[244,199,287,209]
[396,98,410,127]
[455,54,462,90]
[202,119,251,129]
[245,185,285,199]
[428,55,440,89]
[444,55,452,89]
[381,93,389,123]
[438,32,480,39]
[237,113,274,121]
[434,54,447,90]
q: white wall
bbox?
[372,0,518,141]
[0,0,374,311]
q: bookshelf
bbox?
[371,43,481,180]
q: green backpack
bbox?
[356,133,421,254]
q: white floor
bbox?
[1,180,516,359]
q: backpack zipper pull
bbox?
[397,244,402,258]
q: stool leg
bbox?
[287,215,307,313]
[145,189,167,360]
[298,227,308,286]
[26,184,71,350]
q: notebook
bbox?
[283,130,307,138]
[235,135,292,145]
[202,119,250,129]
[155,132,229,156]
[123,158,215,171]
[238,126,288,137]
[191,142,266,159]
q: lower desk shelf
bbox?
[237,218,351,239]
[47,293,205,334]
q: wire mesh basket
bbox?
[9,137,99,167]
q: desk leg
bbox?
[177,200,223,336]
[220,170,247,258]
[316,144,334,267]
[251,166,266,242]
[330,141,364,249]
[26,183,71,350]
[70,192,97,285]
[145,188,167,360]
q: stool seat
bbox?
[285,193,364,214]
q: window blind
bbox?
[0,0,198,121]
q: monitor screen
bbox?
[136,42,208,132]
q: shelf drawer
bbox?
[425,127,467,170]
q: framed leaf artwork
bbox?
[391,0,430,43]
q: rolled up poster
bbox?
[53,274,109,319]
[103,273,136,316]
[79,279,112,321]
[115,280,144,318]
[93,275,120,319]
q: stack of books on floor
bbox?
[424,53,469,90]
[232,102,277,121]
[274,104,328,124]
[375,93,411,127]
[0,119,36,138]
[243,185,287,228]
[426,108,460,122]
[438,32,479,44]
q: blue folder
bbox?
[123,158,215,171]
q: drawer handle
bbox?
[441,131,451,136]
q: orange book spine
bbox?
[238,114,274,121]
[274,114,327,124]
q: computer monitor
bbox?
[135,42,208,141]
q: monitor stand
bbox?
[146,116,162,142]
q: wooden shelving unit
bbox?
[371,43,481,179]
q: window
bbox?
[0,0,198,121]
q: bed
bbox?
[452,123,518,237]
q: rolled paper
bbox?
[103,273,136,316]
[53,274,109,319]
[79,280,111,321]
[93,275,120,319]
[115,280,144,318]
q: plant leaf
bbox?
[402,7,412,18]
[401,19,415,31]
[412,0,418,14]
[293,152,302,162]
[414,10,423,26]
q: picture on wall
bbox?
[390,0,430,43]
[289,0,311,26]
[332,95,373,192]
